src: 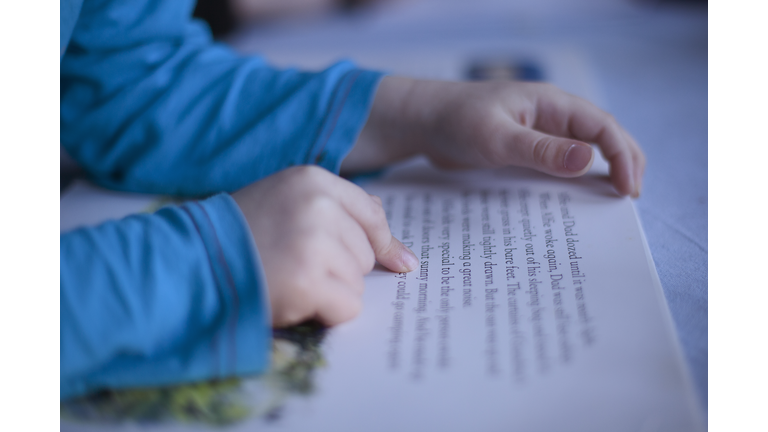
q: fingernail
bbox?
[564,144,593,172]
[402,248,419,272]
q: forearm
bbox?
[60,194,270,399]
[61,0,383,195]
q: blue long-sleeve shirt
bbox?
[60,0,383,399]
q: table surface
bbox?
[226,0,708,413]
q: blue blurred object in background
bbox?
[465,58,545,81]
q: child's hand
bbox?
[232,165,419,327]
[345,76,645,197]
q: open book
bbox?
[60,153,703,431]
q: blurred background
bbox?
[204,0,708,414]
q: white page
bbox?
[60,158,703,432]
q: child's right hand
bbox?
[232,165,419,328]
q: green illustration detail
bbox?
[61,321,328,426]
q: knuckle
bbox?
[289,164,329,182]
[288,268,314,296]
[304,231,331,258]
[292,238,329,281]
[530,136,553,167]
[306,195,339,218]
[601,111,618,127]
[369,198,387,221]
[362,198,389,234]
[476,127,509,166]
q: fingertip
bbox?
[632,177,643,199]
[401,245,420,272]
[634,157,645,194]
[609,153,636,197]
[616,179,634,197]
[626,162,637,197]
[377,236,419,273]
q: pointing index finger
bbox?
[323,172,419,272]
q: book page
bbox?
[61,159,704,432]
[238,162,702,432]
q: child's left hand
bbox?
[344,76,645,197]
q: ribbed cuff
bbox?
[60,194,272,399]
[190,193,272,378]
[308,67,385,174]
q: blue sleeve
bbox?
[60,194,271,400]
[60,0,383,196]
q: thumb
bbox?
[502,128,595,177]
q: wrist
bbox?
[341,76,431,173]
